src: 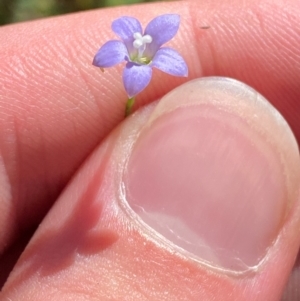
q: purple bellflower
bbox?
[93,14,188,115]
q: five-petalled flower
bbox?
[93,14,188,99]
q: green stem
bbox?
[125,97,135,117]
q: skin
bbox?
[0,0,300,300]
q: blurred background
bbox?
[0,0,160,25]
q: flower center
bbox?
[132,32,152,64]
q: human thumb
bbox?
[2,77,300,301]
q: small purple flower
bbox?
[93,14,188,99]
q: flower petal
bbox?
[123,63,152,98]
[144,14,180,57]
[152,47,188,77]
[93,40,128,68]
[112,16,142,55]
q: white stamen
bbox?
[132,32,153,60]
[142,35,152,44]
[133,39,143,48]
[133,32,142,40]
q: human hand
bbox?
[0,0,300,300]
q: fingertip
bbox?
[3,78,300,301]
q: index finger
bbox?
[0,0,299,255]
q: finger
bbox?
[282,252,300,300]
[1,0,300,255]
[2,78,300,300]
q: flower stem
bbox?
[125,97,135,117]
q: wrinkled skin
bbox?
[0,0,300,300]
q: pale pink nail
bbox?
[123,78,299,272]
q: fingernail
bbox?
[122,77,300,273]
